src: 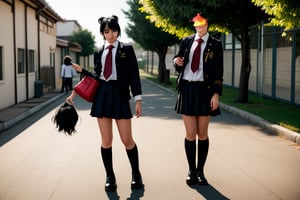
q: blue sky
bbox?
[46,0,131,46]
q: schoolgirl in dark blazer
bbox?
[67,15,143,192]
[93,42,142,101]
[174,34,223,100]
[173,13,224,186]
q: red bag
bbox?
[74,76,100,102]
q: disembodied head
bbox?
[52,102,78,135]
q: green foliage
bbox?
[252,0,300,29]
[139,0,194,39]
[124,0,180,82]
[139,0,269,39]
[124,0,179,51]
[70,29,96,56]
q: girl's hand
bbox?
[135,100,142,118]
[72,63,82,73]
[210,93,219,111]
[175,57,184,67]
[66,91,77,105]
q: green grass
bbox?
[140,71,300,133]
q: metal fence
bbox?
[223,23,300,105]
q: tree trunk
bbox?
[157,46,168,83]
[236,30,251,103]
[235,2,251,103]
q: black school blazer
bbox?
[93,42,142,100]
[174,34,224,96]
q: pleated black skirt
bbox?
[175,80,221,116]
[90,80,132,119]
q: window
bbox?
[28,50,35,73]
[0,46,2,80]
[225,33,241,50]
[50,52,55,67]
[48,21,54,35]
[18,48,25,74]
[39,15,55,36]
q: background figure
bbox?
[66,15,143,192]
[173,13,224,186]
[61,55,77,92]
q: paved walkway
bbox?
[0,91,64,132]
[0,79,299,200]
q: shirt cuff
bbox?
[134,95,142,101]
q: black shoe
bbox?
[197,172,208,185]
[105,175,117,192]
[131,172,143,190]
[186,171,198,186]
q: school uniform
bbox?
[79,41,142,191]
[174,33,223,116]
[82,41,142,119]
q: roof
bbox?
[36,0,64,22]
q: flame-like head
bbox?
[192,13,207,27]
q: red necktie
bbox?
[191,38,203,73]
[104,45,114,79]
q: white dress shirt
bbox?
[182,33,209,82]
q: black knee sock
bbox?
[184,139,196,172]
[101,147,114,177]
[126,144,140,175]
[197,138,209,174]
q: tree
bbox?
[139,0,270,103]
[252,0,300,29]
[70,29,96,67]
[124,0,179,83]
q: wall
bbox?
[0,1,15,109]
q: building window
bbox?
[39,15,55,36]
[48,21,54,35]
[0,46,2,80]
[18,48,25,74]
[50,52,55,67]
[225,33,241,50]
[28,50,35,73]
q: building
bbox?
[0,0,83,110]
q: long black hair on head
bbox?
[52,102,78,135]
[98,15,121,38]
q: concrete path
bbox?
[0,79,299,200]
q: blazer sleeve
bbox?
[173,35,194,73]
[94,46,104,77]
[80,68,96,78]
[127,45,142,97]
[206,38,224,96]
